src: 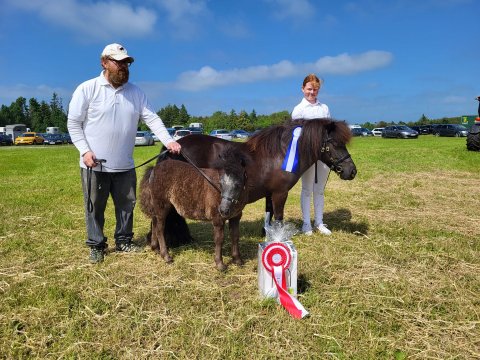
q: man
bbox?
[68,43,181,263]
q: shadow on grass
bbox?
[325,208,369,235]
[135,208,368,264]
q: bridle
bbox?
[321,136,351,174]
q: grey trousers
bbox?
[80,168,136,248]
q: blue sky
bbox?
[0,0,478,124]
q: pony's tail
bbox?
[139,166,155,217]
[164,208,194,247]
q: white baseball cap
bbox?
[101,43,134,63]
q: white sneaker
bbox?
[301,223,313,236]
[315,223,332,235]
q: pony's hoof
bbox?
[162,254,173,264]
[232,257,244,266]
[216,263,227,272]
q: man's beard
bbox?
[108,68,129,87]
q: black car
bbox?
[409,126,430,135]
[0,134,13,145]
[382,125,418,139]
[433,124,468,137]
[43,133,64,145]
[351,127,373,136]
[62,133,72,144]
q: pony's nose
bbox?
[350,168,357,179]
[218,205,231,218]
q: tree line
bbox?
[0,94,290,133]
[0,94,463,134]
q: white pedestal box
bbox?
[258,241,298,298]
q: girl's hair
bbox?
[302,74,323,89]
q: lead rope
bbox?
[180,150,222,194]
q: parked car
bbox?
[381,125,418,139]
[371,127,385,137]
[0,134,13,146]
[409,125,430,135]
[229,129,250,139]
[433,124,468,137]
[152,128,176,142]
[43,133,64,145]
[135,131,154,146]
[209,129,233,140]
[173,129,192,140]
[62,133,72,144]
[14,132,45,145]
[186,127,203,135]
[351,127,373,137]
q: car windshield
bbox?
[136,132,145,137]
[454,125,467,130]
[216,130,229,134]
[21,134,33,137]
[177,130,190,135]
[397,126,410,130]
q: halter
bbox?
[321,136,351,174]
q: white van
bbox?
[189,122,203,129]
[46,127,60,134]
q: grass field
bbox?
[0,136,479,359]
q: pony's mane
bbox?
[211,142,250,174]
[247,118,352,165]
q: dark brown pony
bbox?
[140,145,249,271]
[162,118,356,236]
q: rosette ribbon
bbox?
[261,242,309,319]
[281,126,302,173]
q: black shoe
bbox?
[115,242,141,253]
[89,247,105,263]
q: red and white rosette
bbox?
[261,242,309,319]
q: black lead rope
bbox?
[180,150,222,194]
[85,148,227,214]
[86,159,105,213]
[85,152,166,213]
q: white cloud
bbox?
[6,0,157,40]
[175,51,394,91]
[153,0,209,39]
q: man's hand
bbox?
[82,151,98,167]
[167,141,181,154]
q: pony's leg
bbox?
[212,218,227,271]
[150,217,159,253]
[271,191,288,225]
[152,214,173,263]
[229,214,243,266]
[265,193,273,226]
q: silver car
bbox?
[209,129,233,140]
[382,125,418,139]
[135,131,154,146]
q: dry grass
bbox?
[0,137,479,359]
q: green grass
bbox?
[0,137,479,359]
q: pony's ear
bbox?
[213,143,225,161]
[324,119,336,134]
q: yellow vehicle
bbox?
[14,132,44,145]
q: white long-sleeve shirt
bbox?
[68,72,174,172]
[291,97,331,120]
